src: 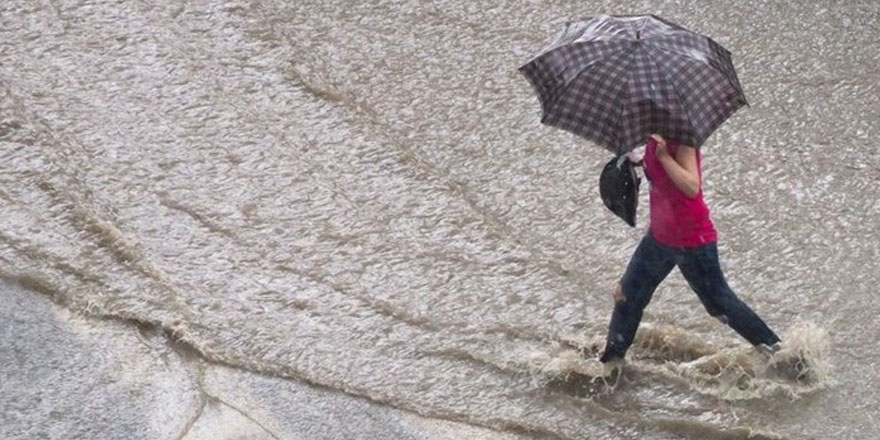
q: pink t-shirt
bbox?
[644,137,717,248]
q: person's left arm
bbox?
[652,134,701,198]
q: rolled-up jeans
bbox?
[600,233,780,362]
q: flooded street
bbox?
[1,0,879,438]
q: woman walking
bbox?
[599,134,781,364]
[515,14,777,363]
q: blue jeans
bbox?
[600,233,780,362]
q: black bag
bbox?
[599,155,641,227]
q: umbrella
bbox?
[519,14,748,154]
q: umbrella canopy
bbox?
[519,14,748,154]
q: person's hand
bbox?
[625,146,645,165]
[650,134,670,161]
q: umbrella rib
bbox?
[558,41,639,90]
[645,54,698,146]
[570,43,640,154]
[613,47,640,154]
[543,42,638,125]
[644,43,742,99]
[644,41,720,69]
[648,41,719,70]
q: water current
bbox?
[2,1,879,439]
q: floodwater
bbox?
[1,0,878,439]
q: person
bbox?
[599,133,781,364]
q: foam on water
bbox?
[525,321,832,402]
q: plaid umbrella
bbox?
[519,14,748,154]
